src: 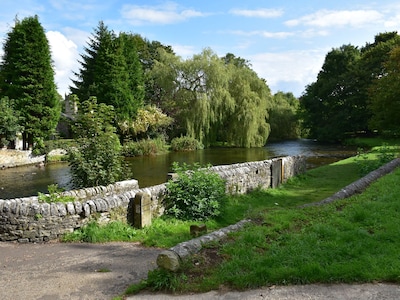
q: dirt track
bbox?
[0,241,161,300]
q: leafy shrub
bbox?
[44,139,76,152]
[170,136,204,151]
[355,144,397,176]
[122,137,168,156]
[38,184,75,203]
[164,162,226,221]
[68,132,130,187]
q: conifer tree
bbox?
[0,15,60,150]
[71,22,144,121]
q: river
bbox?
[0,139,356,199]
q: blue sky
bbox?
[1,0,400,97]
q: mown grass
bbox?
[186,166,400,291]
[64,143,400,297]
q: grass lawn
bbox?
[168,151,400,293]
[63,143,400,296]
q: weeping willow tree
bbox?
[222,57,271,147]
[150,48,271,147]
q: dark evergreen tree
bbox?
[70,21,109,101]
[0,15,60,150]
[117,32,145,114]
[71,22,144,121]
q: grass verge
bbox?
[121,145,400,295]
[64,144,400,297]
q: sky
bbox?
[1,0,400,98]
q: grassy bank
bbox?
[62,143,400,297]
[121,145,400,295]
[177,166,400,291]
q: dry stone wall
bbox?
[0,156,305,242]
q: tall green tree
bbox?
[68,96,129,187]
[71,22,144,121]
[354,32,400,133]
[300,32,400,142]
[0,15,60,149]
[151,48,234,146]
[222,54,271,147]
[150,49,271,147]
[300,45,361,142]
[368,46,400,134]
[128,34,175,106]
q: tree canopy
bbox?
[300,32,400,142]
[0,15,60,149]
[150,49,271,147]
[71,22,144,121]
[269,92,300,141]
[368,46,400,134]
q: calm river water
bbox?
[0,139,356,199]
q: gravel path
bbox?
[0,241,161,300]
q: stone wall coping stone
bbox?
[156,219,251,271]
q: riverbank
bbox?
[0,149,67,169]
[0,149,45,169]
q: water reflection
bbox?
[0,139,356,199]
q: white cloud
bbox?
[384,13,400,28]
[171,44,197,58]
[249,49,327,96]
[46,31,79,95]
[229,8,283,18]
[62,27,90,49]
[286,10,383,28]
[121,2,206,25]
[229,30,294,39]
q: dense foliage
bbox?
[0,15,60,150]
[71,22,144,122]
[0,97,21,148]
[68,97,129,187]
[170,136,204,151]
[368,46,400,134]
[165,163,226,221]
[150,49,271,147]
[268,92,300,140]
[300,32,400,142]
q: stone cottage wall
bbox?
[0,156,305,242]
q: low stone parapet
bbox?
[0,156,306,242]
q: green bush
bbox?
[68,132,130,187]
[164,162,226,221]
[122,137,168,156]
[170,136,204,151]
